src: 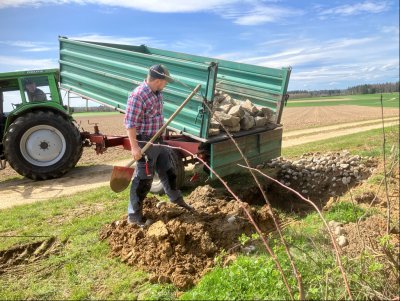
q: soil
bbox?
[280,105,399,131]
[341,215,400,298]
[0,237,65,275]
[98,155,399,290]
[99,185,277,290]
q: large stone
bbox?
[240,114,255,130]
[208,128,220,136]
[231,98,241,106]
[209,118,220,129]
[214,111,240,127]
[228,105,245,118]
[220,97,233,106]
[255,116,267,127]
[220,103,233,114]
[222,94,232,103]
[337,235,348,247]
[241,99,259,116]
[147,221,169,240]
[334,226,345,236]
[258,107,274,120]
[223,124,241,132]
[213,93,226,103]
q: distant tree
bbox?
[289,81,399,98]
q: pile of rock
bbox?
[328,220,348,247]
[208,91,275,136]
[266,150,377,198]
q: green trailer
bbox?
[1,36,291,187]
[58,37,291,190]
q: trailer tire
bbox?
[4,110,83,180]
[150,148,185,195]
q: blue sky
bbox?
[0,0,398,91]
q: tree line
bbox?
[289,82,399,99]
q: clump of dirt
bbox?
[100,185,275,290]
[0,237,65,274]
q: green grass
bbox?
[181,254,296,300]
[0,187,175,300]
[324,201,368,224]
[287,92,399,108]
[282,124,399,159]
[1,124,398,300]
[182,199,387,300]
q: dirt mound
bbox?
[0,237,65,274]
[100,185,275,289]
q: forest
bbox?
[289,81,399,99]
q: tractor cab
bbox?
[0,69,62,164]
[0,69,83,179]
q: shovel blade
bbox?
[110,166,135,192]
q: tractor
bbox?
[0,69,83,180]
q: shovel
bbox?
[110,84,201,192]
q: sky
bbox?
[0,0,398,91]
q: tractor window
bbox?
[2,90,22,112]
[23,76,52,102]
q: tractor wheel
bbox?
[150,148,185,195]
[4,110,83,180]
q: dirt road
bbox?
[283,117,399,147]
[0,105,398,209]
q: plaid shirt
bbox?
[124,81,164,136]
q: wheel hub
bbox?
[39,141,49,150]
[20,125,66,166]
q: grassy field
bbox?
[282,124,399,159]
[0,125,398,300]
[287,92,399,108]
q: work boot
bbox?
[172,197,194,212]
[127,212,145,227]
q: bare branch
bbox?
[238,164,353,300]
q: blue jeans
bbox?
[128,142,182,215]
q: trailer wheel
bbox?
[150,148,185,195]
[4,110,83,180]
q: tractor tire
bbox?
[150,148,185,195]
[4,110,83,180]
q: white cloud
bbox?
[68,34,164,47]
[291,60,398,81]
[214,35,398,89]
[0,55,57,71]
[238,37,381,68]
[318,1,390,17]
[0,40,55,52]
[216,2,302,25]
[0,0,237,12]
[0,0,300,25]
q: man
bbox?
[124,64,194,227]
[25,79,47,102]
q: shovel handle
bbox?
[125,84,201,168]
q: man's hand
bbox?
[127,128,142,161]
[131,145,142,161]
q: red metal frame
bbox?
[81,132,201,161]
